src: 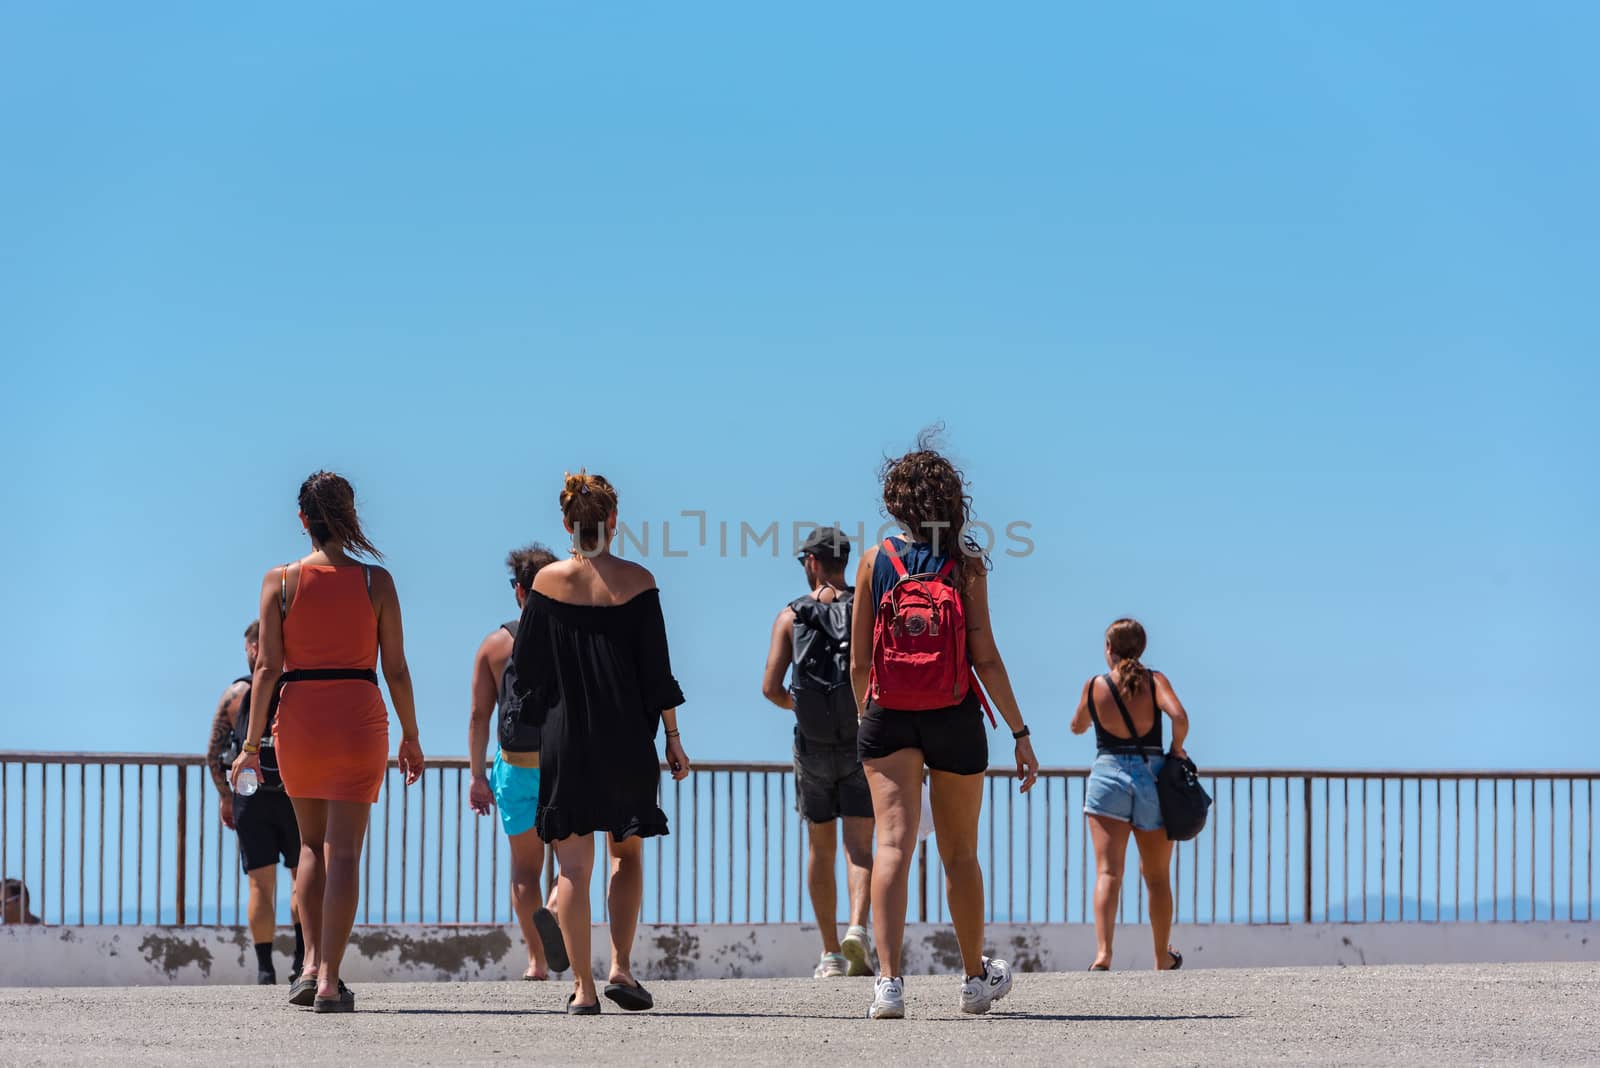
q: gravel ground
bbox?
[1,963,1597,1066]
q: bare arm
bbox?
[1069,678,1093,735]
[848,547,878,717]
[962,564,1038,791]
[372,566,423,783]
[205,683,246,795]
[243,569,287,752]
[1153,671,1190,756]
[469,631,510,781]
[760,608,796,710]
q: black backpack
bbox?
[498,620,543,752]
[217,677,285,792]
[789,589,859,747]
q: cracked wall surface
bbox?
[3,923,1595,987]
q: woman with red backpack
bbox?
[849,435,1039,1020]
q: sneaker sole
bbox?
[840,937,872,977]
[869,1004,905,1020]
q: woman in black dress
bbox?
[511,471,690,1015]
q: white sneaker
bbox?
[814,952,849,978]
[869,976,905,1019]
[959,957,1014,1015]
[840,925,873,977]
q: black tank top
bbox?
[1088,671,1163,754]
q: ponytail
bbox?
[1105,617,1148,698]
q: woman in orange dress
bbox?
[233,471,423,1012]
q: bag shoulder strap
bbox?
[280,563,292,617]
[1103,672,1152,766]
[882,538,909,578]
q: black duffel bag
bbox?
[1155,750,1212,842]
[1103,671,1213,841]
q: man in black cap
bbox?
[762,526,874,978]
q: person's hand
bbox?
[219,793,236,830]
[1170,745,1188,763]
[665,734,691,781]
[469,773,494,816]
[1014,736,1039,793]
[399,736,424,785]
[229,750,261,793]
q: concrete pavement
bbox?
[1,962,1596,1065]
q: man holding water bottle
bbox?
[206,620,304,985]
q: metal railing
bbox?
[1,752,1594,927]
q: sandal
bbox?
[566,993,601,1016]
[312,980,356,1013]
[288,973,318,1008]
[603,979,654,1012]
[1167,947,1183,971]
[1088,963,1110,972]
[533,907,569,973]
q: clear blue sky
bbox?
[2,2,1595,772]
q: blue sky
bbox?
[2,2,1595,772]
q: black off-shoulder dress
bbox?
[510,588,685,843]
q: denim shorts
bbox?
[1083,752,1166,831]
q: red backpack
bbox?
[870,538,996,724]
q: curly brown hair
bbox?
[879,426,990,579]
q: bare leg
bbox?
[929,770,986,977]
[507,829,550,979]
[807,821,841,953]
[289,798,328,979]
[1133,827,1176,969]
[315,800,371,999]
[607,836,644,985]
[862,750,924,978]
[841,816,874,930]
[1088,815,1132,970]
[553,834,597,1007]
[245,866,278,945]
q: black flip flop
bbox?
[1088,964,1110,972]
[566,993,601,1016]
[522,971,549,982]
[1167,947,1184,971]
[288,974,318,1007]
[312,980,355,1013]
[534,907,570,974]
[603,980,654,1012]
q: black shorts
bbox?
[235,788,301,874]
[794,734,874,824]
[856,691,988,776]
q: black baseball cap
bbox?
[796,526,852,562]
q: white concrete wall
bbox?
[2,922,1594,987]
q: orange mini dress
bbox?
[272,565,390,804]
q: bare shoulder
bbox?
[531,558,580,594]
[365,564,398,595]
[479,626,514,655]
[609,557,658,600]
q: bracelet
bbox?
[242,742,261,754]
[665,729,680,738]
[1011,726,1030,740]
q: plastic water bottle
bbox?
[235,767,259,797]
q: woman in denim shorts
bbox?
[1071,619,1191,971]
